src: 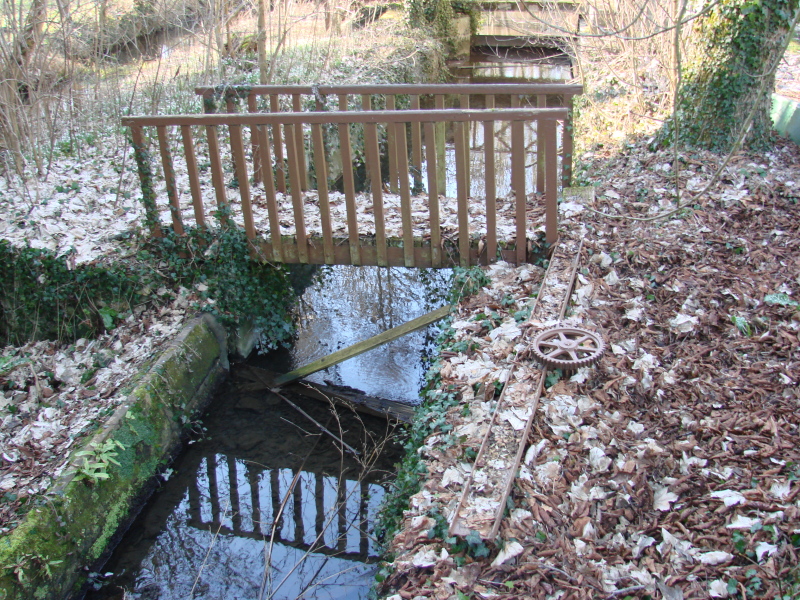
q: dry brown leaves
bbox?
[380,139,800,600]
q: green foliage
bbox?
[151,226,296,348]
[0,240,147,345]
[730,313,752,336]
[0,225,297,350]
[407,0,479,53]
[666,0,800,150]
[765,292,799,307]
[72,440,125,484]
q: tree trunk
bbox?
[258,0,269,84]
[672,0,800,150]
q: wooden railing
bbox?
[195,83,582,192]
[122,106,569,268]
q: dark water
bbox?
[83,266,451,600]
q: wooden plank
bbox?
[395,121,414,267]
[284,123,309,263]
[130,125,162,238]
[230,124,256,242]
[273,305,452,387]
[156,125,184,235]
[123,108,570,127]
[337,93,361,266]
[292,93,307,190]
[543,118,559,246]
[460,94,471,196]
[364,121,387,267]
[562,95,574,187]
[484,94,497,265]
[180,125,206,227]
[386,95,398,193]
[256,121,282,262]
[248,93,262,184]
[424,122,441,268]
[270,94,287,193]
[410,95,423,179]
[454,120,470,268]
[434,95,446,195]
[537,94,547,193]
[511,95,526,264]
[311,122,335,264]
[195,83,585,97]
[205,125,230,227]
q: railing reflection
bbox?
[187,453,385,563]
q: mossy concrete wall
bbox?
[0,314,228,600]
[772,94,800,146]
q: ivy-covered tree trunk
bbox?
[674,0,800,150]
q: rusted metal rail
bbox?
[123,106,568,268]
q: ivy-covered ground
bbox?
[377,138,800,600]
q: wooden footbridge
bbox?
[123,83,582,268]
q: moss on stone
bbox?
[0,316,227,600]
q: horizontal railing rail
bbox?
[123,107,568,268]
[195,83,582,191]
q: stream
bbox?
[80,40,571,600]
[82,266,450,600]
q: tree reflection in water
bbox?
[125,453,383,600]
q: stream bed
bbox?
[82,266,451,600]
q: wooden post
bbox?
[270,94,287,193]
[292,94,308,190]
[312,122,335,264]
[386,95,399,193]
[511,115,526,265]
[130,125,162,238]
[180,125,206,227]
[434,94,446,195]
[543,118,559,246]
[454,120,470,268]
[256,120,281,261]
[156,125,184,235]
[230,124,256,243]
[484,95,496,265]
[337,93,361,266]
[285,123,309,263]
[424,122,441,268]
[537,95,547,194]
[562,95,574,188]
[248,93,262,184]
[364,121,387,267]
[410,95,423,188]
[205,125,231,227]
[395,121,414,267]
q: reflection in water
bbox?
[86,380,403,600]
[287,266,452,403]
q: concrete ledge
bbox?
[0,314,228,600]
[772,93,800,146]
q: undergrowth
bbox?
[0,226,297,349]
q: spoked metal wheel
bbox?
[531,326,606,372]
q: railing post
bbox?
[337,94,361,266]
[562,95,574,187]
[156,125,184,235]
[130,125,162,238]
[543,118,559,247]
[484,94,497,265]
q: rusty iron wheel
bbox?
[531,326,606,372]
